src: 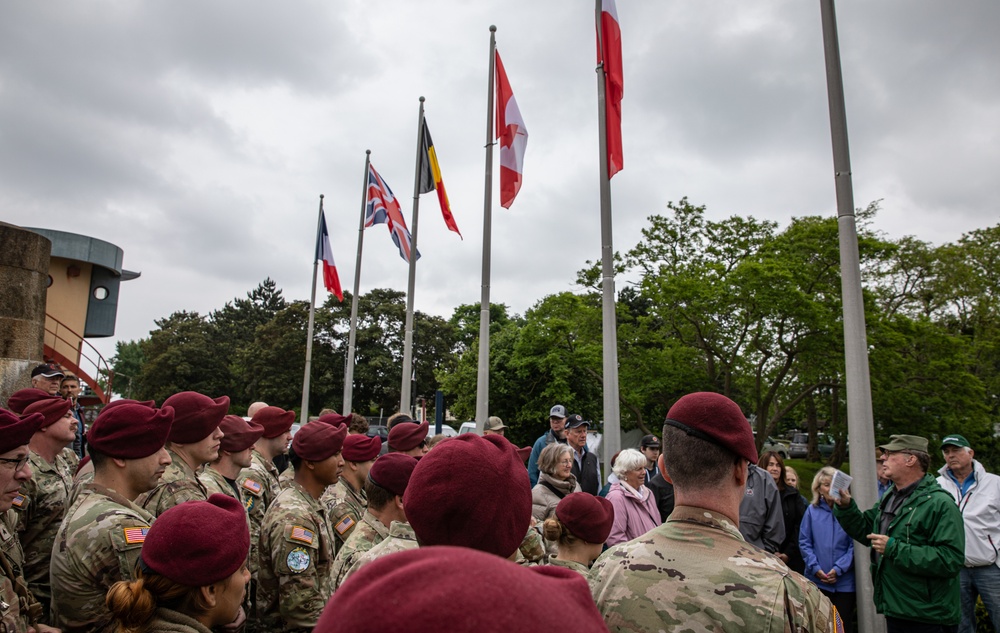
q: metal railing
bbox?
[43,314,112,403]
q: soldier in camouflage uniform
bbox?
[138,391,228,516]
[321,433,380,553]
[11,398,77,620]
[257,421,346,632]
[50,401,174,633]
[330,452,416,590]
[340,519,418,584]
[590,392,838,632]
[238,406,295,559]
[0,407,52,633]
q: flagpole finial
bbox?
[320,194,324,200]
[490,25,496,33]
[419,96,425,103]
[366,149,371,156]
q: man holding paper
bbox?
[832,434,964,633]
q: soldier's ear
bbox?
[733,459,749,488]
[200,583,218,609]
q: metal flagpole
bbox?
[343,150,371,414]
[300,195,325,425]
[475,26,497,434]
[400,98,426,415]
[819,2,882,632]
[595,0,621,465]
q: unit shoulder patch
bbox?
[287,547,311,573]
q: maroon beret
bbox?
[22,397,72,429]
[0,408,45,454]
[665,392,757,463]
[516,446,532,463]
[103,399,156,411]
[556,492,615,544]
[367,453,418,497]
[251,406,296,439]
[6,389,59,415]
[162,391,229,444]
[342,434,381,462]
[88,404,174,459]
[404,434,531,559]
[142,494,250,586]
[219,415,265,453]
[293,422,347,461]
[388,421,429,452]
[317,546,607,633]
[318,412,350,428]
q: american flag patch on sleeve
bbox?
[290,526,315,545]
[123,527,150,544]
[242,479,262,494]
[334,516,355,535]
[11,494,24,508]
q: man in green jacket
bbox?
[833,434,964,633]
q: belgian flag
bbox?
[419,119,462,238]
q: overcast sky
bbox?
[2,1,997,364]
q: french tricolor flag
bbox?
[317,213,343,301]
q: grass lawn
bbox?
[784,459,849,497]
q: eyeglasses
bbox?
[0,455,29,471]
[558,459,574,466]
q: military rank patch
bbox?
[10,494,24,508]
[334,516,355,535]
[242,479,263,495]
[290,526,315,545]
[124,527,150,544]
[287,547,310,573]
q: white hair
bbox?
[612,448,647,478]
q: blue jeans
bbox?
[959,565,1000,633]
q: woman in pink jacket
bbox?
[605,448,660,546]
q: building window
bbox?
[46,275,53,287]
[93,286,109,300]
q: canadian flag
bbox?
[495,49,528,209]
[599,0,623,178]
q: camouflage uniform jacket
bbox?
[545,554,590,577]
[320,479,366,552]
[50,483,155,633]
[0,511,42,632]
[137,450,208,517]
[198,467,254,574]
[329,510,389,591]
[341,520,418,586]
[277,466,295,491]
[257,481,335,633]
[238,451,281,576]
[589,505,835,633]
[518,525,545,564]
[11,448,75,612]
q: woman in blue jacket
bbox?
[800,466,856,633]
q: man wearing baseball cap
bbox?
[591,392,835,631]
[257,421,347,631]
[528,404,569,487]
[564,414,601,495]
[322,434,381,553]
[484,415,507,436]
[50,402,175,632]
[330,453,418,590]
[29,363,64,396]
[0,407,51,633]
[640,434,661,482]
[833,434,964,632]
[936,434,1000,633]
[139,391,229,516]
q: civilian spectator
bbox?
[760,450,805,573]
[605,449,659,547]
[527,405,568,487]
[640,434,661,482]
[565,414,601,494]
[532,443,580,522]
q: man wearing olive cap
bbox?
[935,434,1000,633]
[833,434,964,632]
[590,392,835,632]
[257,421,347,632]
[51,402,175,632]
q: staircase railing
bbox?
[43,314,112,404]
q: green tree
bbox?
[135,311,231,403]
[107,339,145,399]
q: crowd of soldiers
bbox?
[0,362,986,633]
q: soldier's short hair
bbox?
[662,423,738,491]
[364,476,397,511]
[89,447,110,469]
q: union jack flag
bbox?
[366,163,420,263]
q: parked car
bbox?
[761,437,789,460]
[425,423,458,438]
[458,421,477,435]
[367,424,388,442]
[789,432,838,459]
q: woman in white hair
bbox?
[605,448,660,546]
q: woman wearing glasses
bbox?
[531,444,581,522]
